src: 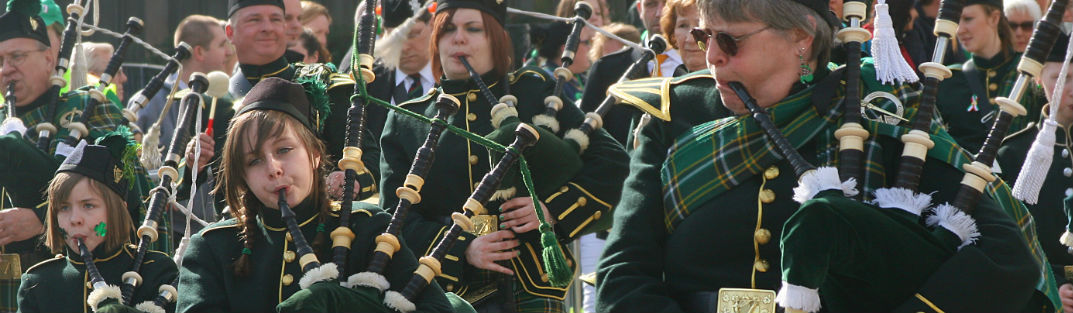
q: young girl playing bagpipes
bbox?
[174,77,453,312]
[17,131,178,313]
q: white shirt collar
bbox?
[395,63,435,91]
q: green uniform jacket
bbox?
[998,121,1073,285]
[1,89,125,253]
[936,52,1045,153]
[597,65,1056,312]
[378,68,629,301]
[17,244,178,313]
[175,199,451,313]
[232,57,380,199]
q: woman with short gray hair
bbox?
[1005,0,1042,52]
[596,0,1048,311]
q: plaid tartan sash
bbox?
[659,79,1061,308]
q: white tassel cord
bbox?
[1013,33,1071,202]
[298,263,340,289]
[871,0,919,85]
[775,282,822,313]
[871,187,933,216]
[346,271,390,291]
[383,290,417,313]
[926,203,981,249]
[139,63,183,170]
[792,166,859,204]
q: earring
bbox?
[798,47,813,84]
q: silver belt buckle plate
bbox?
[716,288,776,313]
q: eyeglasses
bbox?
[0,48,46,68]
[1008,21,1035,32]
[691,26,770,56]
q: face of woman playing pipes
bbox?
[242,122,319,209]
[57,179,110,252]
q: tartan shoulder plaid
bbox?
[659,70,1061,308]
[8,90,125,155]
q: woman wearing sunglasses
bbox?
[597,0,1047,312]
[935,0,1046,153]
[378,0,629,311]
[1004,0,1042,53]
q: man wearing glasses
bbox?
[0,2,126,312]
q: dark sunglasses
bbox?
[1008,21,1035,31]
[690,26,770,56]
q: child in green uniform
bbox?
[17,134,178,313]
[175,78,451,312]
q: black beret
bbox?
[0,0,49,45]
[791,0,841,29]
[436,0,507,26]
[237,77,316,132]
[228,0,285,18]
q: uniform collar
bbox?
[439,70,502,95]
[971,51,1016,70]
[65,244,129,265]
[240,57,294,83]
[15,87,58,117]
[257,196,320,231]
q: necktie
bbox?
[407,74,423,99]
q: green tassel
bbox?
[295,74,331,131]
[519,158,572,287]
[540,226,571,287]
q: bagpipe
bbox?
[769,0,1068,311]
[56,17,143,158]
[112,72,213,312]
[569,34,667,153]
[1,82,24,136]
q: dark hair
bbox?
[980,4,1017,59]
[429,8,513,81]
[214,109,331,277]
[299,28,331,63]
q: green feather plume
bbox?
[94,125,142,190]
[295,71,331,132]
[6,0,40,16]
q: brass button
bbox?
[467,113,477,121]
[754,228,772,245]
[764,166,779,180]
[593,211,602,219]
[286,233,293,242]
[754,259,769,272]
[469,155,478,165]
[282,274,294,286]
[446,284,454,292]
[467,93,477,102]
[560,186,569,193]
[987,71,996,78]
[284,251,296,263]
[988,83,998,91]
[576,197,587,206]
[759,189,775,204]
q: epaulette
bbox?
[24,254,64,273]
[199,218,241,236]
[608,71,714,122]
[510,66,550,85]
[399,89,438,107]
[1003,121,1038,143]
[329,72,356,90]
